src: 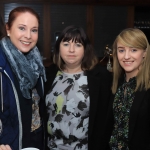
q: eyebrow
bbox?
[18,24,38,28]
[18,24,26,26]
[117,46,125,48]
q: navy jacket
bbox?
[0,45,46,150]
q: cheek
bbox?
[80,51,84,58]
[79,49,84,57]
[9,31,17,39]
[59,50,65,59]
[137,56,144,64]
[32,34,38,42]
[9,34,18,45]
[117,56,124,67]
[117,53,122,62]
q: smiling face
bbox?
[6,12,38,53]
[117,42,146,80]
[59,40,84,69]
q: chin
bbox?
[19,49,31,53]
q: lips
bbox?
[68,55,76,57]
[124,61,133,64]
[122,61,134,67]
[20,40,31,45]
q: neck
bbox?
[63,65,82,74]
[125,73,137,82]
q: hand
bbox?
[0,145,12,150]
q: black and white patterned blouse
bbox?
[46,70,90,150]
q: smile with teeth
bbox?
[21,41,31,45]
[124,61,133,64]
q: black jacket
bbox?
[104,77,150,150]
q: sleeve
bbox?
[89,65,114,150]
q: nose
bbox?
[124,50,130,59]
[69,44,75,52]
[25,30,31,39]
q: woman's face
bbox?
[60,40,84,68]
[6,12,38,53]
[117,42,146,79]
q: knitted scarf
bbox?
[0,37,46,99]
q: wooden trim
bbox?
[87,5,94,45]
[0,3,4,20]
[1,0,150,5]
[43,4,51,67]
[127,6,134,28]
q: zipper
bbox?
[0,72,3,112]
[4,70,22,149]
[40,76,44,95]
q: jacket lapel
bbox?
[87,70,101,136]
[44,64,58,96]
[129,90,146,141]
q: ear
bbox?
[6,24,10,36]
[143,49,147,58]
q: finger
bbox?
[0,145,7,150]
[0,145,11,150]
[5,145,11,150]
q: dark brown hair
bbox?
[6,6,40,29]
[53,25,98,71]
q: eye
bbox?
[63,42,69,46]
[75,43,82,47]
[118,49,124,53]
[131,49,137,52]
[19,27,25,31]
[32,29,38,33]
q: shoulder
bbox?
[45,63,59,76]
[0,44,7,67]
[44,64,59,94]
[88,63,112,78]
[0,44,14,79]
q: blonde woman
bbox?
[104,28,150,150]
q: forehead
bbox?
[12,12,38,27]
[117,41,134,48]
[117,42,145,52]
[117,41,126,47]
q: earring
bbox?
[7,34,10,36]
[107,55,112,72]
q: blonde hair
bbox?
[112,28,150,94]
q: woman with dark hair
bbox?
[45,25,112,150]
[0,6,46,150]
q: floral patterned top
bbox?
[45,71,90,150]
[31,88,41,132]
[109,77,136,150]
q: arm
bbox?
[89,65,114,150]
